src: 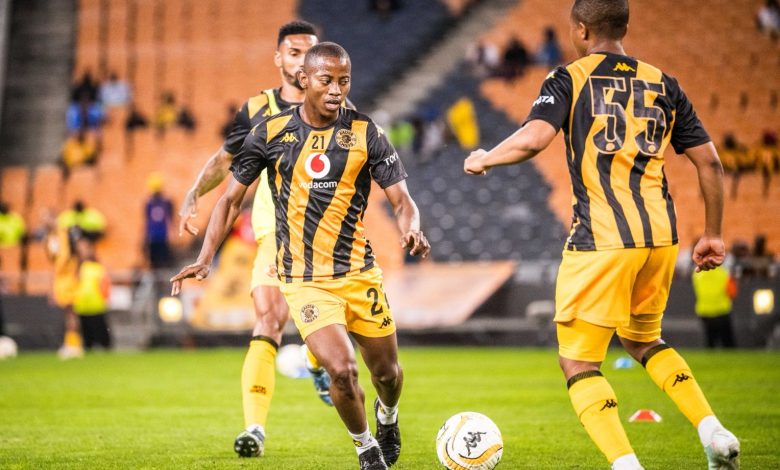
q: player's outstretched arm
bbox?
[171,175,248,295]
[464,120,557,175]
[684,141,726,272]
[384,181,430,258]
[178,147,234,236]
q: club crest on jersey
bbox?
[304,152,331,179]
[300,304,319,323]
[336,129,358,149]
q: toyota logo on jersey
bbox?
[304,152,331,179]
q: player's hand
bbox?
[464,149,488,175]
[178,190,200,237]
[692,235,726,272]
[170,262,210,295]
[401,230,430,258]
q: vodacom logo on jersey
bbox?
[301,152,337,189]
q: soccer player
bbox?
[464,1,739,469]
[177,21,336,458]
[172,42,429,469]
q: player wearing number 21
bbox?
[172,42,430,469]
[464,0,739,469]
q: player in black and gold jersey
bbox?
[172,43,429,470]
[176,21,339,459]
[465,1,739,469]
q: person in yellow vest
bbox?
[73,238,112,350]
[57,200,107,241]
[0,202,26,248]
[692,265,737,348]
[45,220,83,360]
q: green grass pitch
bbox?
[1,347,778,469]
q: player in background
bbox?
[172,42,429,469]
[464,1,739,469]
[177,21,335,458]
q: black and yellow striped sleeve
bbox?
[230,124,268,186]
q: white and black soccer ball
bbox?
[275,344,309,379]
[436,412,503,470]
[0,336,18,359]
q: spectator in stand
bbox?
[177,104,197,133]
[98,72,131,108]
[692,265,737,348]
[466,39,500,78]
[71,71,99,104]
[757,0,780,40]
[153,92,178,135]
[756,130,779,197]
[502,37,531,80]
[57,201,107,242]
[389,119,415,155]
[536,27,563,69]
[125,102,149,132]
[0,202,26,248]
[220,103,239,139]
[143,173,175,269]
[719,133,749,199]
[743,234,775,279]
[66,96,105,134]
[73,237,112,351]
[60,130,98,178]
[369,0,402,20]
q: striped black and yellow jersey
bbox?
[224,88,298,238]
[230,107,406,282]
[526,52,710,251]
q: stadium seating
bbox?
[403,63,567,263]
[297,0,454,108]
[479,0,780,254]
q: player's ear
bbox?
[274,50,282,68]
[579,22,589,41]
[297,70,308,89]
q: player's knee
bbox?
[619,337,662,362]
[330,361,360,398]
[372,361,401,387]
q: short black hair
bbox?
[571,0,629,40]
[303,42,350,70]
[277,20,317,46]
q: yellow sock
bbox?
[643,345,713,427]
[242,336,278,428]
[64,330,82,348]
[568,372,634,463]
[305,346,321,369]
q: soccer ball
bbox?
[436,412,503,470]
[0,336,18,359]
[275,344,309,379]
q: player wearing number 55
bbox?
[464,0,739,469]
[171,42,429,470]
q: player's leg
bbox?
[235,283,287,458]
[346,268,401,466]
[558,320,639,469]
[284,280,386,469]
[620,245,739,469]
[354,332,403,467]
[555,249,643,469]
[307,324,386,469]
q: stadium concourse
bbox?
[0,0,778,352]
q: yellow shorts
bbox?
[554,245,678,362]
[250,233,279,291]
[280,267,395,340]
